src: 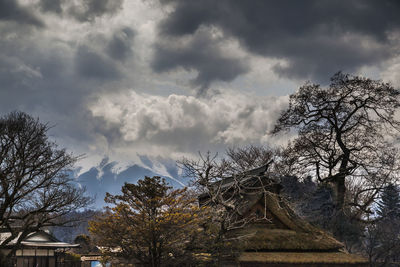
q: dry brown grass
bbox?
[230,227,343,251]
[239,252,367,264]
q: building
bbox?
[199,165,368,266]
[0,230,80,267]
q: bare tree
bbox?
[0,111,91,258]
[224,146,277,174]
[273,72,400,218]
[178,146,277,263]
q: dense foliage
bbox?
[377,183,400,219]
[364,184,400,265]
[89,176,208,267]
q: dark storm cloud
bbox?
[271,37,391,80]
[37,0,124,21]
[0,19,129,154]
[68,0,123,22]
[39,0,63,14]
[0,0,43,26]
[152,30,249,93]
[0,52,95,150]
[157,0,400,82]
[107,27,135,62]
[75,45,121,80]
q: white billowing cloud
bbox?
[89,90,289,157]
[382,56,400,88]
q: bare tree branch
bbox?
[0,111,91,256]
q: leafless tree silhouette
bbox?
[0,111,91,259]
[273,72,400,218]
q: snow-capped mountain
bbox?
[76,156,186,208]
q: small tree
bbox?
[367,184,400,264]
[0,111,90,261]
[377,183,400,220]
[273,72,400,217]
[89,176,206,267]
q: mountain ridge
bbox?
[76,156,185,208]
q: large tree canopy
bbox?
[89,176,206,267]
[273,72,400,216]
[0,111,90,256]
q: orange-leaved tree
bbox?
[89,176,208,267]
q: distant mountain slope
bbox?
[77,157,185,208]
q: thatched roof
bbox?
[199,165,345,252]
[237,252,368,265]
[227,192,343,251]
[219,176,345,251]
[230,226,342,251]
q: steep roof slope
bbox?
[228,192,343,251]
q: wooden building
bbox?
[200,165,368,266]
[0,230,80,267]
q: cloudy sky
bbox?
[2,0,400,177]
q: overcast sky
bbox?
[1,0,400,173]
